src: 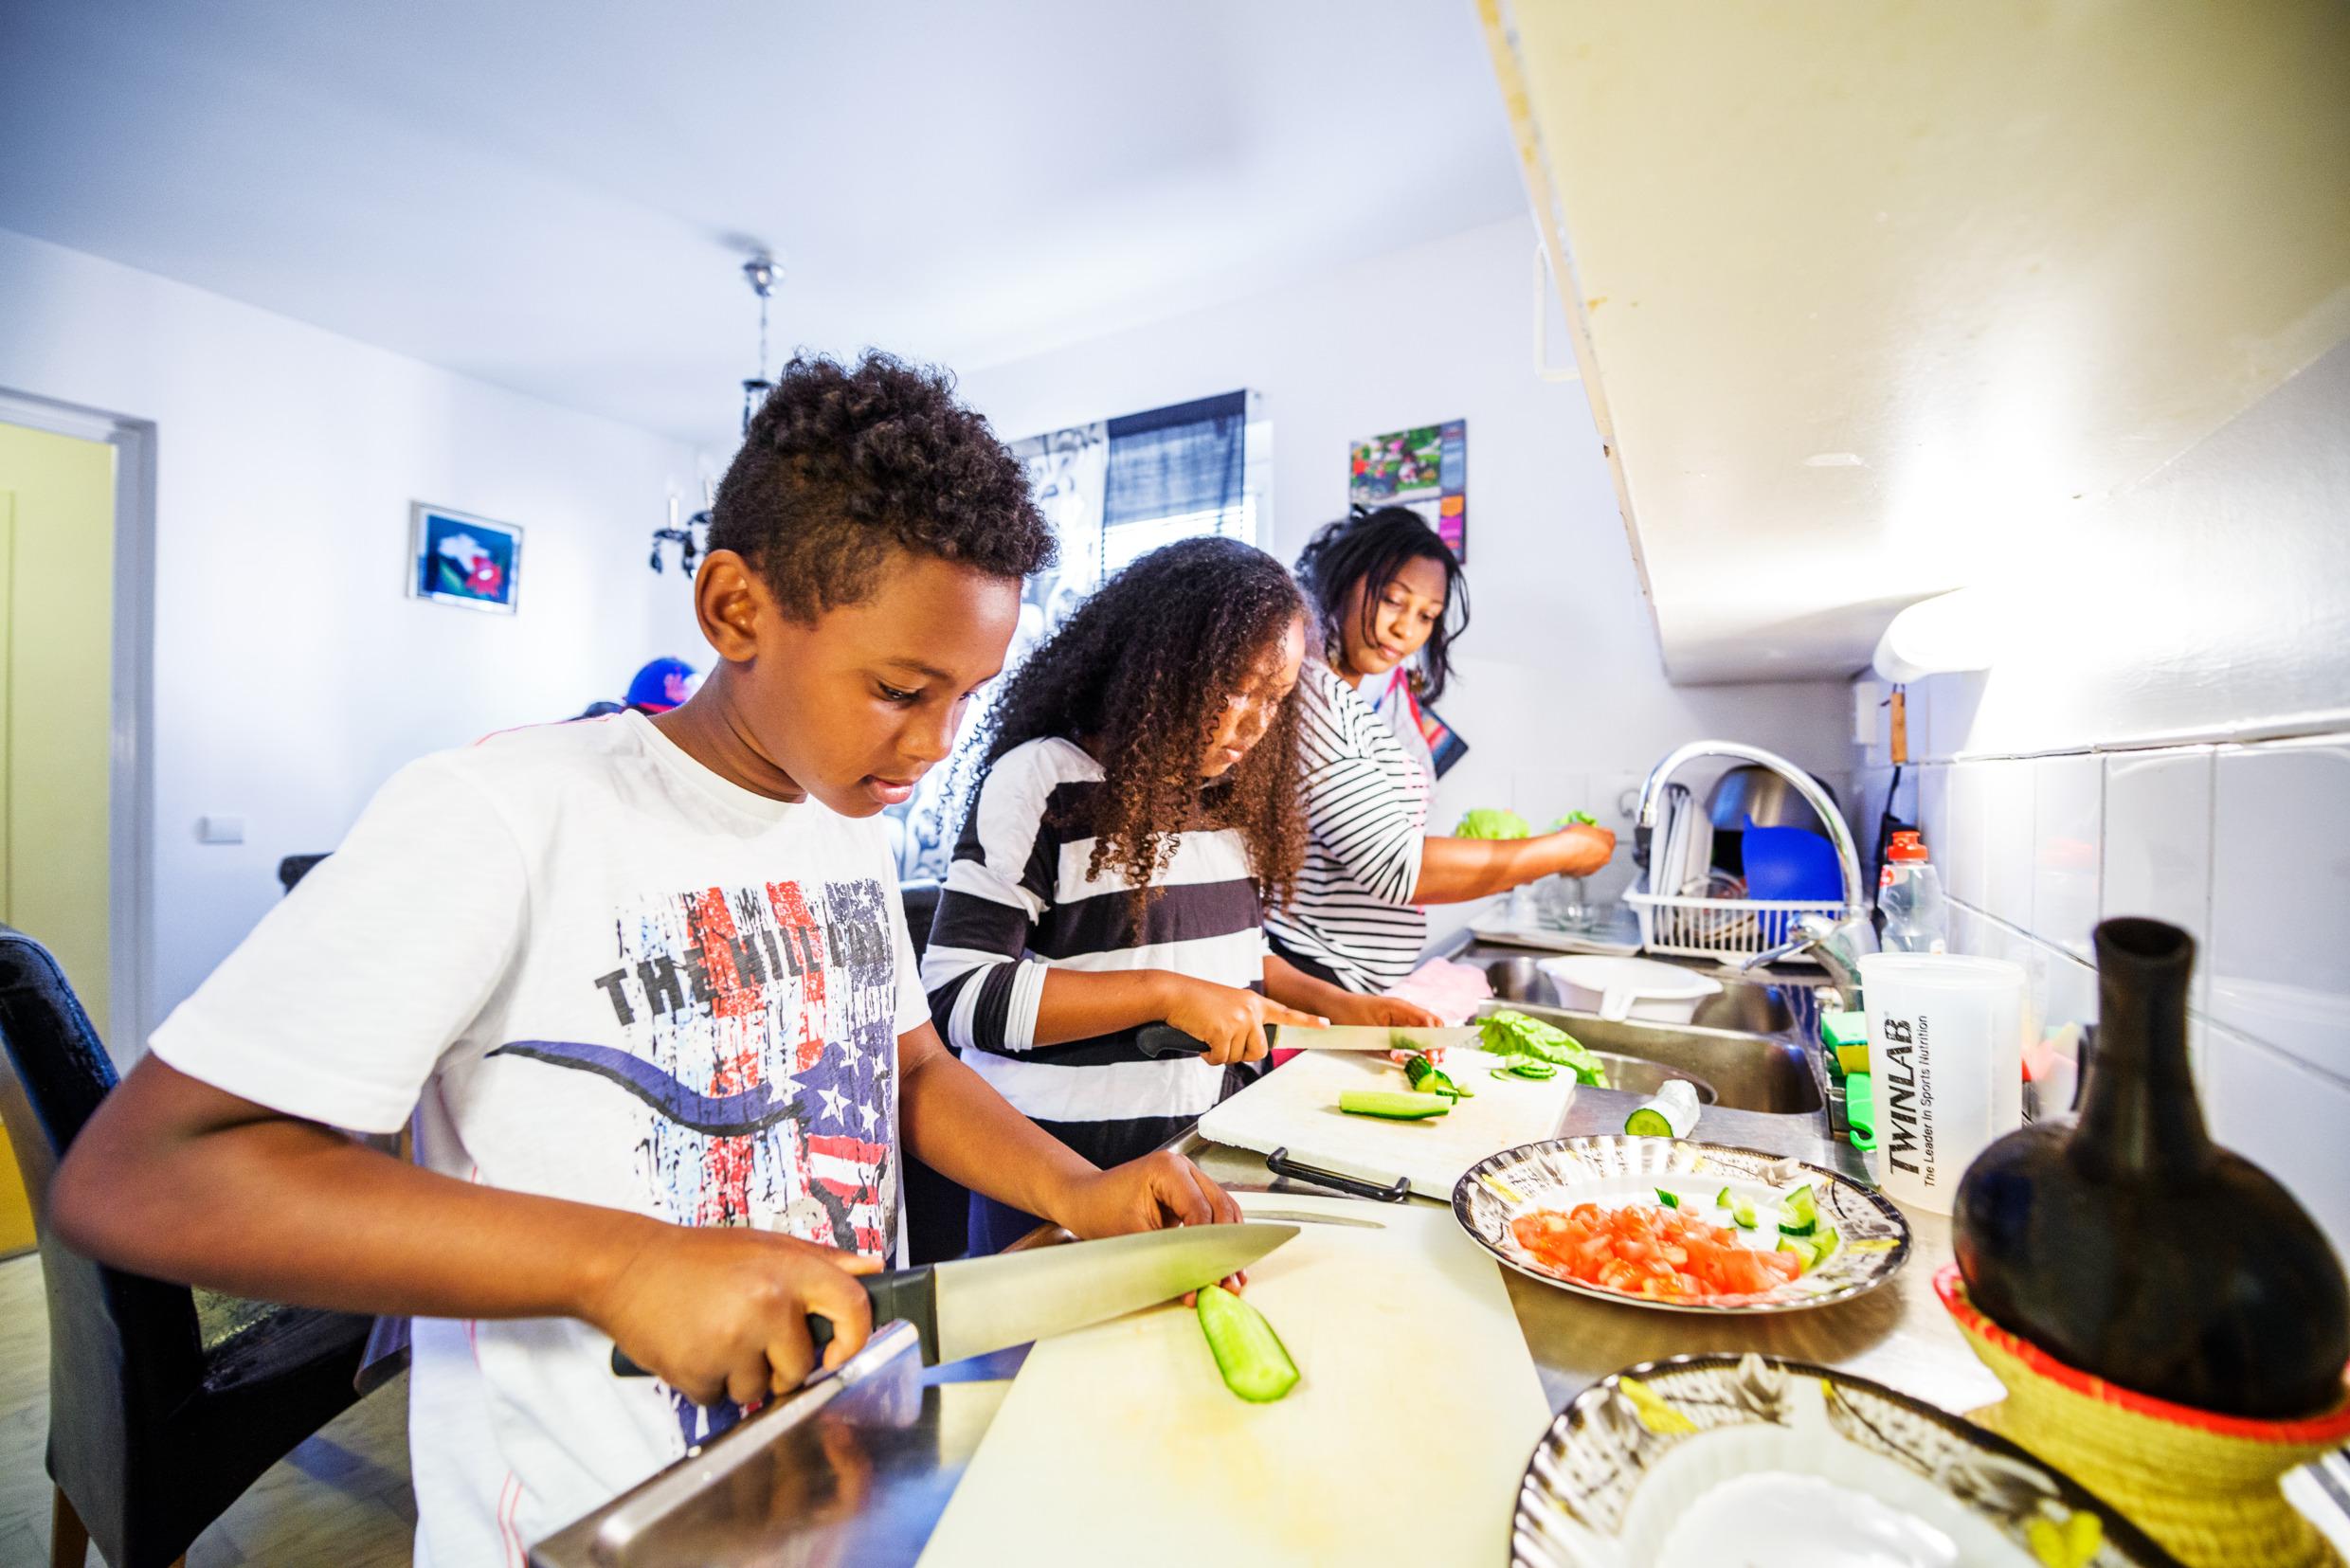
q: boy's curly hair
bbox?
[972,537,1308,903]
[707,351,1056,619]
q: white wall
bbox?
[958,216,1853,944]
[0,226,701,1055]
[1849,337,2350,1255]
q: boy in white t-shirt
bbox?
[50,351,1244,1566]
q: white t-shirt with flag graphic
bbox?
[149,711,929,1567]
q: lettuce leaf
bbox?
[1455,807,1532,839]
[1478,1009,1610,1087]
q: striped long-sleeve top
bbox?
[921,736,1267,1168]
[1261,660,1432,994]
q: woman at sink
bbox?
[922,539,1437,1254]
[1265,506,1617,999]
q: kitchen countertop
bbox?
[533,1083,2001,1566]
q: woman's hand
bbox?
[588,1225,881,1407]
[1321,991,1445,1030]
[1159,977,1329,1065]
[1545,823,1616,879]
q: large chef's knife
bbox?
[611,1221,1294,1379]
[1136,1022,1483,1056]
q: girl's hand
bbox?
[1051,1152,1253,1302]
[1323,991,1445,1030]
[1160,977,1328,1065]
[588,1224,881,1407]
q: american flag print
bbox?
[486,874,903,1441]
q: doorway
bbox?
[0,399,153,1258]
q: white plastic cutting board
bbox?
[914,1192,1550,1568]
[1196,1047,1578,1199]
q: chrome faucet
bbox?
[1741,911,1872,1005]
[1634,740,1870,921]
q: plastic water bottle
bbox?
[1878,831,1949,954]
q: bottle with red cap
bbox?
[1878,829,1948,954]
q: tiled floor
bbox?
[0,1252,415,1566]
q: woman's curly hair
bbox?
[707,351,1055,620]
[972,537,1309,903]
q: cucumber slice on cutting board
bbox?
[1196,1285,1300,1402]
[1336,1089,1452,1120]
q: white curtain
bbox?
[891,421,1108,882]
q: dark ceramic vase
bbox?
[1953,917,2349,1419]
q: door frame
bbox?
[0,387,157,1057]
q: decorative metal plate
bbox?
[1453,1134,1910,1314]
[1513,1353,2182,1568]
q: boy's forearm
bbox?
[51,1056,658,1326]
[897,1034,1097,1225]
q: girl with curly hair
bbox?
[924,536,1437,1253]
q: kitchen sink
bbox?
[1479,1000,1823,1114]
[1475,950,1801,1036]
[1446,939,1832,1115]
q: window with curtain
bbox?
[1100,389,1254,572]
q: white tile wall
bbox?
[1979,762,2037,930]
[1868,730,2350,1260]
[1916,763,1952,869]
[2209,738,2350,1084]
[2032,754,2103,963]
[2201,1023,2350,1256]
[1945,762,1991,910]
[2102,747,2215,1014]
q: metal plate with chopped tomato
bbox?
[1452,1135,1910,1315]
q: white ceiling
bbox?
[0,0,1528,448]
[1492,0,2350,682]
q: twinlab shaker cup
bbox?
[1856,952,2026,1214]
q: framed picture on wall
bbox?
[408,501,523,613]
[1347,418,1468,561]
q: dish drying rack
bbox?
[1626,885,1848,964]
[1628,745,1865,964]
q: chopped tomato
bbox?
[1509,1200,1801,1304]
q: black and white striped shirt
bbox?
[922,737,1266,1165]
[1262,661,1430,995]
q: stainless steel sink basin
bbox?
[1588,1051,1719,1105]
[1474,999,1823,1115]
[1474,950,1800,1035]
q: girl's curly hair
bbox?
[972,537,1309,902]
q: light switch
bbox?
[197,815,246,844]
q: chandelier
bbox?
[650,254,781,577]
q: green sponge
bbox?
[1821,1009,1870,1075]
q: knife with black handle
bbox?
[609,1220,1295,1381]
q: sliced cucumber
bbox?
[1731,1197,1761,1230]
[1337,1089,1451,1120]
[1654,1188,1680,1208]
[1624,1108,1674,1136]
[1509,1059,1558,1080]
[1714,1186,1733,1209]
[1780,1182,1819,1237]
[1810,1225,1841,1266]
[1196,1285,1300,1402]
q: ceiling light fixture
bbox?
[651,252,783,578]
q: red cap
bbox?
[1888,830,1929,862]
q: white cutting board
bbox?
[1196,1046,1578,1199]
[914,1192,1550,1568]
